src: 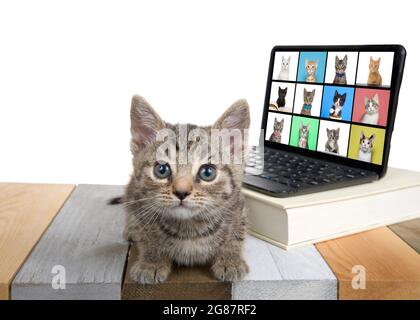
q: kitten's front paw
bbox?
[130,261,171,284]
[211,258,249,282]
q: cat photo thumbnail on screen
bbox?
[317,120,350,157]
[293,83,323,117]
[296,52,327,84]
[273,51,299,81]
[269,82,296,113]
[324,51,359,85]
[265,112,292,145]
[356,52,395,88]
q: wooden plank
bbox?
[123,235,336,300]
[233,236,337,300]
[389,218,420,254]
[11,184,129,300]
[0,183,74,300]
[316,227,420,300]
[122,244,231,300]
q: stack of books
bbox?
[243,167,420,249]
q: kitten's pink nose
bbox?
[172,177,192,201]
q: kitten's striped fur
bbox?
[124,95,250,284]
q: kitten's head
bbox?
[278,86,288,98]
[335,55,348,73]
[303,88,315,104]
[364,94,380,114]
[273,117,284,132]
[359,131,375,152]
[305,59,318,76]
[281,56,291,71]
[299,123,310,138]
[127,95,250,220]
[333,90,347,107]
[369,57,381,72]
[326,127,340,142]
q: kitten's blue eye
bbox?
[153,162,171,179]
[198,165,217,182]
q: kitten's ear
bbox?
[300,122,303,129]
[280,118,284,124]
[305,59,308,65]
[336,127,340,134]
[373,94,379,103]
[360,131,365,140]
[311,89,316,94]
[334,90,339,96]
[335,56,339,63]
[274,117,278,123]
[213,99,250,130]
[344,55,348,62]
[288,56,291,62]
[130,95,166,155]
[370,56,373,62]
[378,57,381,63]
[285,87,288,93]
[342,93,347,99]
[369,134,376,143]
[304,88,307,94]
[327,128,330,134]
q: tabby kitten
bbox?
[358,131,375,162]
[367,57,382,86]
[361,94,380,125]
[305,59,319,83]
[276,86,287,108]
[333,55,348,85]
[124,95,250,284]
[269,117,284,143]
[298,123,310,149]
[325,128,340,154]
[329,90,346,120]
[301,88,315,116]
[278,56,291,80]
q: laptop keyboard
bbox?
[245,147,376,192]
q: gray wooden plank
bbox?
[12,184,129,300]
[232,236,337,300]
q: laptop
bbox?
[243,45,406,197]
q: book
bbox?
[242,167,420,250]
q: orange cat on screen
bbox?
[367,57,382,86]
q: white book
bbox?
[242,167,420,250]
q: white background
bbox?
[0,0,419,184]
[269,82,296,112]
[293,84,323,117]
[272,52,299,81]
[265,112,292,145]
[317,120,351,157]
[356,52,395,87]
[325,52,359,85]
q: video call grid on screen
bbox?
[265,50,395,166]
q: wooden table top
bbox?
[1,183,419,300]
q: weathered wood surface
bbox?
[316,227,420,300]
[11,185,129,300]
[122,245,231,300]
[123,235,337,300]
[0,183,74,300]
[233,236,337,300]
[389,218,420,254]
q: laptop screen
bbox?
[262,46,405,172]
